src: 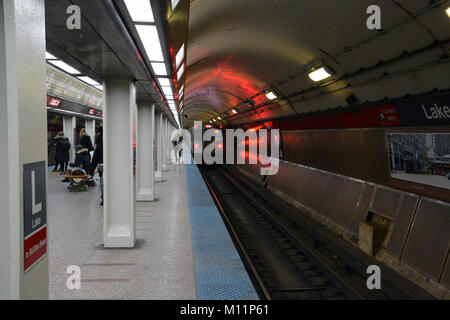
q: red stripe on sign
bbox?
[24,226,47,272]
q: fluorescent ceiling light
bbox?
[308,67,332,82]
[48,60,81,75]
[77,76,100,86]
[177,63,185,80]
[124,0,154,23]
[166,95,174,100]
[217,116,222,120]
[176,44,184,69]
[46,52,57,60]
[151,62,167,76]
[136,25,164,62]
[163,86,173,96]
[265,91,278,100]
[158,78,171,87]
[171,0,180,10]
[232,108,238,114]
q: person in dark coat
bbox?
[90,129,104,205]
[70,145,91,173]
[54,131,70,173]
[90,131,103,175]
[79,128,94,158]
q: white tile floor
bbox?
[48,165,197,300]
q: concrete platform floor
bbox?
[47,165,197,300]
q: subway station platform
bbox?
[47,163,258,300]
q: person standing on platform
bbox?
[54,131,70,173]
[79,128,94,159]
[90,128,104,206]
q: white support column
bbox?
[103,79,136,248]
[166,120,171,167]
[0,0,48,299]
[162,117,169,171]
[63,116,76,162]
[136,103,155,202]
[154,112,164,181]
[85,119,95,157]
[85,119,95,141]
[168,123,173,164]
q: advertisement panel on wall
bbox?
[387,133,450,190]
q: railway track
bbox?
[199,165,397,300]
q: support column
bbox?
[136,103,155,201]
[166,120,172,167]
[168,123,173,164]
[103,79,136,248]
[85,119,95,142]
[162,117,169,171]
[154,112,164,181]
[85,119,95,158]
[63,116,76,162]
[0,0,48,299]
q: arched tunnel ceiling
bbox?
[182,0,450,128]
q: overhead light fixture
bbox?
[171,0,180,10]
[177,63,185,80]
[232,108,238,114]
[151,62,168,76]
[95,85,104,91]
[77,76,101,86]
[162,86,173,96]
[124,0,154,23]
[176,44,184,69]
[446,6,450,18]
[265,91,278,100]
[48,60,81,75]
[158,78,171,87]
[217,116,222,120]
[308,66,333,82]
[46,52,57,60]
[136,24,164,62]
